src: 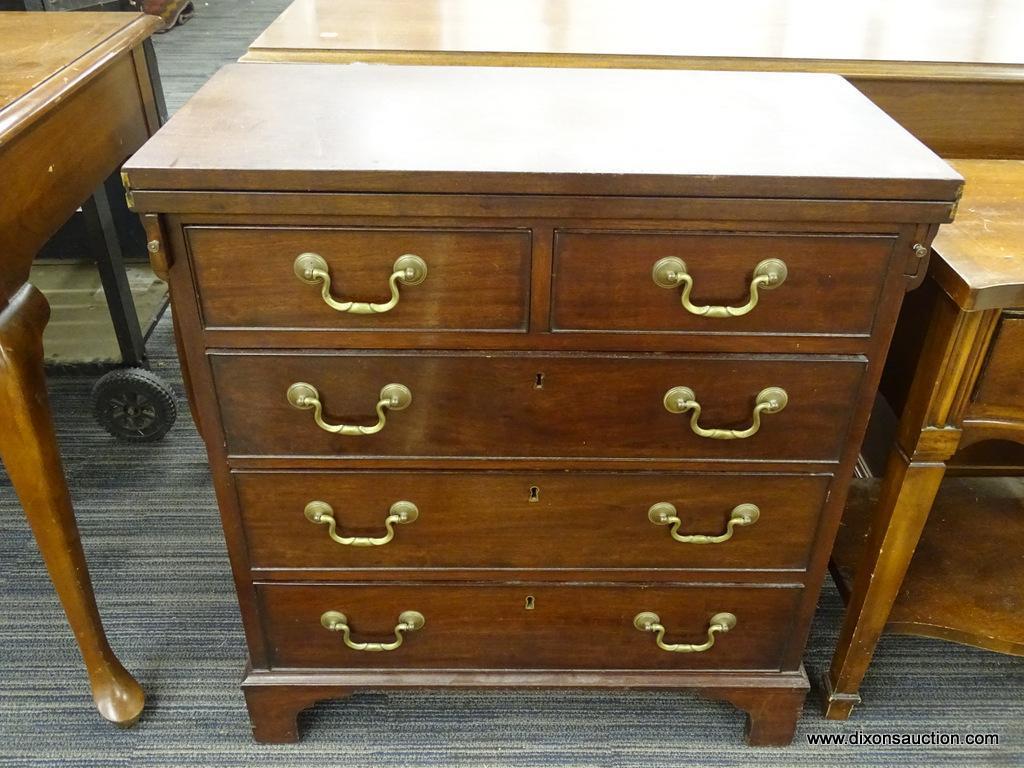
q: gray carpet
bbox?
[1,2,1023,765]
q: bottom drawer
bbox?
[257,583,802,671]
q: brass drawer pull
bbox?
[663,386,787,440]
[294,252,427,314]
[648,502,759,544]
[287,382,411,435]
[633,611,737,653]
[652,256,787,318]
[321,610,425,652]
[304,500,418,547]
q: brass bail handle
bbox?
[294,252,427,314]
[648,502,760,544]
[287,382,412,435]
[321,609,425,652]
[652,256,787,318]
[304,500,419,547]
[633,611,737,653]
[663,386,787,440]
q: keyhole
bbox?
[525,596,535,610]
[529,485,540,502]
[534,372,544,389]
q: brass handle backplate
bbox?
[648,502,759,544]
[652,256,787,318]
[294,252,427,314]
[633,611,737,653]
[304,500,418,547]
[663,386,787,440]
[287,382,411,435]
[321,610,425,652]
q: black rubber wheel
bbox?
[91,368,177,442]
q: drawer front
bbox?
[258,582,802,670]
[186,226,532,331]
[211,352,864,461]
[970,314,1024,418]
[237,471,830,571]
[552,231,895,336]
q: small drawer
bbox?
[551,230,896,336]
[185,226,531,331]
[236,471,831,572]
[211,351,864,462]
[968,314,1024,421]
[257,582,803,670]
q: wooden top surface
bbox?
[931,160,1024,311]
[124,63,960,202]
[243,0,1024,81]
[0,11,159,142]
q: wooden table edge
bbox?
[0,13,161,146]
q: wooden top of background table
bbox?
[930,160,1024,312]
[243,0,1024,82]
[124,63,960,205]
[0,11,158,141]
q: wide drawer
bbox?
[237,471,831,572]
[211,351,864,461]
[257,582,802,670]
[186,226,532,331]
[552,230,896,336]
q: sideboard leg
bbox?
[705,685,806,746]
[0,284,144,726]
[244,683,350,743]
[823,443,946,720]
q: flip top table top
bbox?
[123,63,960,205]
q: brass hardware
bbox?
[294,252,427,314]
[304,500,418,546]
[146,240,160,254]
[663,386,787,440]
[287,382,411,435]
[652,256,787,318]
[648,502,760,544]
[320,610,425,652]
[525,596,536,610]
[120,171,135,209]
[633,611,737,653]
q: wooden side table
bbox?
[0,10,161,725]
[823,159,1024,719]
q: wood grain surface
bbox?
[256,581,804,670]
[239,0,1024,158]
[210,351,865,462]
[235,470,831,572]
[245,0,1024,78]
[186,225,532,331]
[930,160,1024,311]
[552,231,896,336]
[122,64,961,200]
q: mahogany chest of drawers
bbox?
[122,63,961,745]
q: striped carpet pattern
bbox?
[1,3,1022,765]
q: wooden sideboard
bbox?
[0,10,161,724]
[824,160,1024,718]
[123,62,959,744]
[242,0,1024,159]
